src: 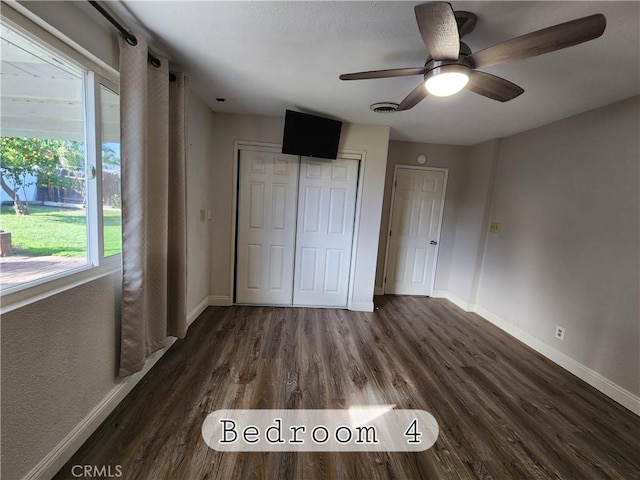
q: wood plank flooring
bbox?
[54,296,640,479]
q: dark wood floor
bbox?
[55,296,640,479]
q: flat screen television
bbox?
[282,110,342,160]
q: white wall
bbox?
[475,96,639,398]
[376,141,470,293]
[0,4,215,479]
[186,92,214,316]
[444,139,499,304]
[339,122,390,310]
[207,113,389,310]
[1,274,121,480]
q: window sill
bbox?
[0,255,121,314]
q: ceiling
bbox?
[108,1,639,146]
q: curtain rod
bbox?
[88,0,176,81]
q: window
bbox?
[0,18,120,294]
[100,85,122,257]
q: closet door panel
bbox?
[236,150,299,304]
[293,158,358,307]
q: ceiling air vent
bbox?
[370,102,399,113]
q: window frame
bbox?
[87,74,122,263]
[0,8,121,313]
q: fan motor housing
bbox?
[424,57,473,78]
[455,11,478,38]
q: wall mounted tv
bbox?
[282,109,342,160]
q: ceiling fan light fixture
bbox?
[424,64,470,97]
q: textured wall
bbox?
[476,96,640,395]
[337,122,390,309]
[446,139,499,303]
[1,274,120,479]
[186,92,214,312]
[376,141,470,292]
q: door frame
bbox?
[231,140,365,309]
[382,165,449,296]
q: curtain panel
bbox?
[119,35,188,377]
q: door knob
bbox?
[430,240,438,245]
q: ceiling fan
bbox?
[339,2,606,111]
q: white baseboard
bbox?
[472,304,640,416]
[208,295,232,306]
[206,295,375,312]
[349,301,374,312]
[22,345,174,480]
[207,295,375,312]
[23,300,211,480]
[432,290,640,416]
[431,289,472,311]
[187,296,209,326]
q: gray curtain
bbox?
[119,34,188,377]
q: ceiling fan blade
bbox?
[396,83,428,111]
[415,2,460,61]
[467,71,524,102]
[468,14,606,69]
[339,67,427,81]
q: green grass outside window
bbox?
[0,205,121,257]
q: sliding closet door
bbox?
[236,150,299,305]
[293,158,359,307]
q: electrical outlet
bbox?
[490,222,501,233]
[555,326,565,341]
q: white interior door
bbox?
[385,167,446,295]
[293,158,359,307]
[236,150,299,305]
